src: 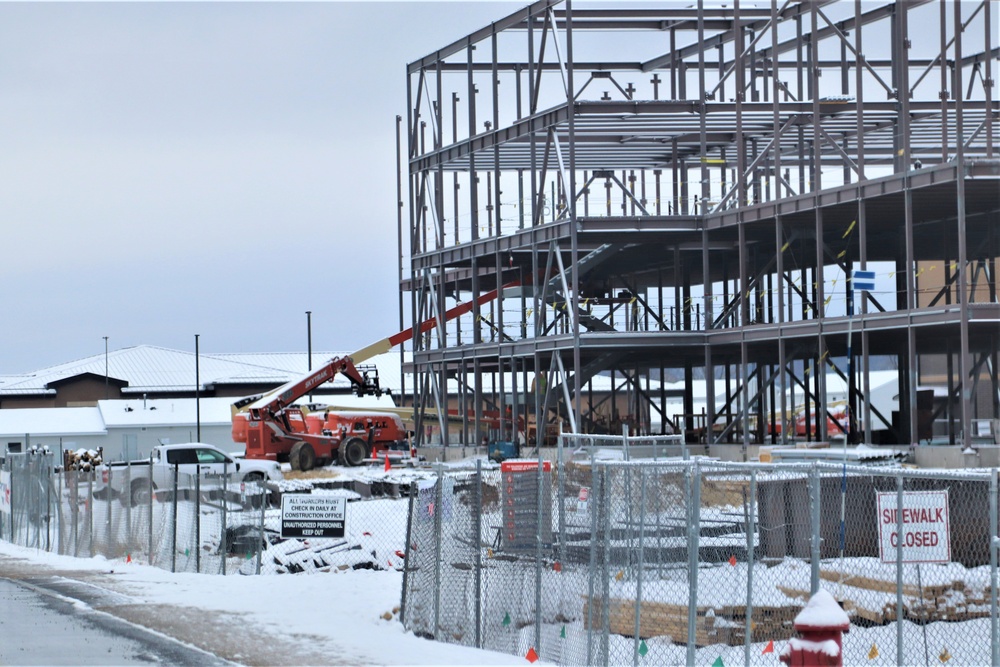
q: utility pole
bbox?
[306,311,313,403]
[103,336,109,400]
[195,334,201,442]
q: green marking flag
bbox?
[638,640,648,657]
[560,626,566,639]
[712,658,725,667]
[502,612,511,627]
[184,548,189,557]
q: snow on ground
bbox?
[0,540,527,666]
[3,457,995,666]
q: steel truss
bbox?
[399,0,999,453]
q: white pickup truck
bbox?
[98,442,283,506]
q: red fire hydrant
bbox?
[779,588,851,667]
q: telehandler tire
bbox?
[290,442,316,471]
[338,438,368,467]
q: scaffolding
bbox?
[398,0,999,454]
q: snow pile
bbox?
[0,540,523,665]
[794,588,850,628]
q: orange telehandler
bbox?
[232,277,525,470]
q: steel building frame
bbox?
[398,0,999,453]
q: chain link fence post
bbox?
[172,463,179,573]
[88,469,95,557]
[474,458,483,649]
[631,467,646,667]
[195,467,201,573]
[535,449,543,657]
[71,467,79,556]
[106,464,114,557]
[28,454,35,548]
[744,467,757,665]
[810,463,821,595]
[55,462,64,554]
[400,476,417,626]
[221,461,228,576]
[895,470,904,664]
[433,463,443,639]
[991,468,998,667]
[557,435,565,564]
[125,461,132,555]
[45,455,52,552]
[255,478,265,575]
[686,460,700,667]
[601,464,611,667]
[147,452,154,566]
[0,457,5,541]
[8,456,14,544]
[586,451,598,667]
[29,454,37,549]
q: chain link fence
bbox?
[1,451,270,575]
[402,439,1000,666]
[1,451,425,579]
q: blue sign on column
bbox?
[851,269,875,292]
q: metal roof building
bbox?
[0,345,404,409]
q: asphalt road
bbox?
[0,577,233,666]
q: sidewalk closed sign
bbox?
[281,495,346,539]
[876,490,950,563]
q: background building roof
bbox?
[0,345,405,397]
[0,407,107,438]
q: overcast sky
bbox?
[0,1,513,374]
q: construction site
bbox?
[397,0,999,459]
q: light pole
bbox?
[306,311,313,402]
[103,336,109,400]
[195,334,201,442]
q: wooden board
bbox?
[584,597,797,646]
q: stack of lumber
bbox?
[717,602,798,644]
[777,568,990,625]
[700,477,750,508]
[583,597,798,646]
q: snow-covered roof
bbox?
[0,393,399,439]
[0,407,107,438]
[0,345,405,397]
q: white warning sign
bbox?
[281,495,346,539]
[876,490,950,564]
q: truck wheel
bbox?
[128,479,153,507]
[288,443,317,471]
[289,442,305,471]
[339,438,368,467]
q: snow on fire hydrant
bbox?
[779,588,850,667]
